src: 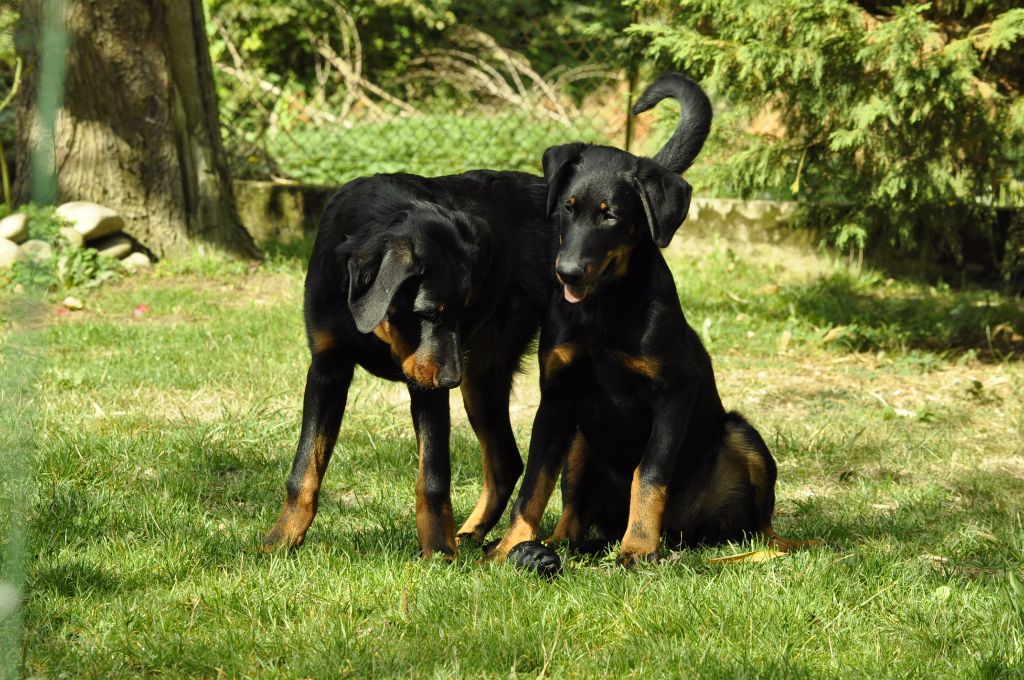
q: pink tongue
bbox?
[564,285,583,303]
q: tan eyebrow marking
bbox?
[599,201,608,211]
[569,196,577,206]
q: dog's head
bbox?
[542,142,692,303]
[340,205,489,388]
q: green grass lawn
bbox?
[4,236,1024,677]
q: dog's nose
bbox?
[556,260,586,286]
[436,372,461,389]
[436,358,462,389]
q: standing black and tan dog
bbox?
[262,170,555,558]
[488,74,816,571]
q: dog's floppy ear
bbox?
[347,240,418,333]
[542,142,586,218]
[449,209,493,294]
[632,159,693,248]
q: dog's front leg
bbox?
[487,391,576,561]
[263,356,355,551]
[617,389,695,567]
[410,387,458,559]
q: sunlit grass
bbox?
[7,237,1024,677]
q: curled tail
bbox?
[631,73,713,174]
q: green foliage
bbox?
[205,1,631,182]
[204,0,627,97]
[264,112,605,184]
[631,0,1024,282]
[17,202,64,241]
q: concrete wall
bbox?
[235,180,819,249]
[234,181,337,245]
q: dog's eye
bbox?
[603,212,616,222]
[562,201,573,213]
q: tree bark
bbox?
[14,0,260,259]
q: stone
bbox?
[59,227,85,249]
[90,234,132,260]
[121,251,153,271]
[20,239,53,263]
[0,213,28,243]
[0,238,20,269]
[55,201,125,241]
[61,296,84,311]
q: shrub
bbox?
[631,1,1024,283]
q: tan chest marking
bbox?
[542,343,579,379]
[612,351,661,380]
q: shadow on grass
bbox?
[261,234,317,269]
[32,559,136,598]
[779,270,1024,359]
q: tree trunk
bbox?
[14,0,260,259]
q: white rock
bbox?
[0,238,20,269]
[59,227,85,249]
[56,201,125,241]
[0,213,28,243]
[121,251,153,271]
[20,239,53,263]
[90,234,132,260]
[62,296,84,311]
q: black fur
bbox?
[263,170,555,558]
[492,74,808,569]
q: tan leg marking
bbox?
[263,433,330,550]
[415,436,458,559]
[548,433,588,543]
[618,467,668,559]
[725,421,820,551]
[454,376,512,540]
[456,382,504,541]
[489,470,558,561]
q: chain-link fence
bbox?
[209,2,674,186]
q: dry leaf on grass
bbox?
[707,549,788,564]
[822,325,847,343]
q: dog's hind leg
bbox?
[724,415,820,552]
[456,366,524,544]
[263,351,355,551]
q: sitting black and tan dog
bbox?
[487,74,817,573]
[262,170,556,558]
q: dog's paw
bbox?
[455,532,484,548]
[507,540,562,578]
[615,550,660,568]
[260,516,309,553]
[481,538,502,558]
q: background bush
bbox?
[631,0,1024,281]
